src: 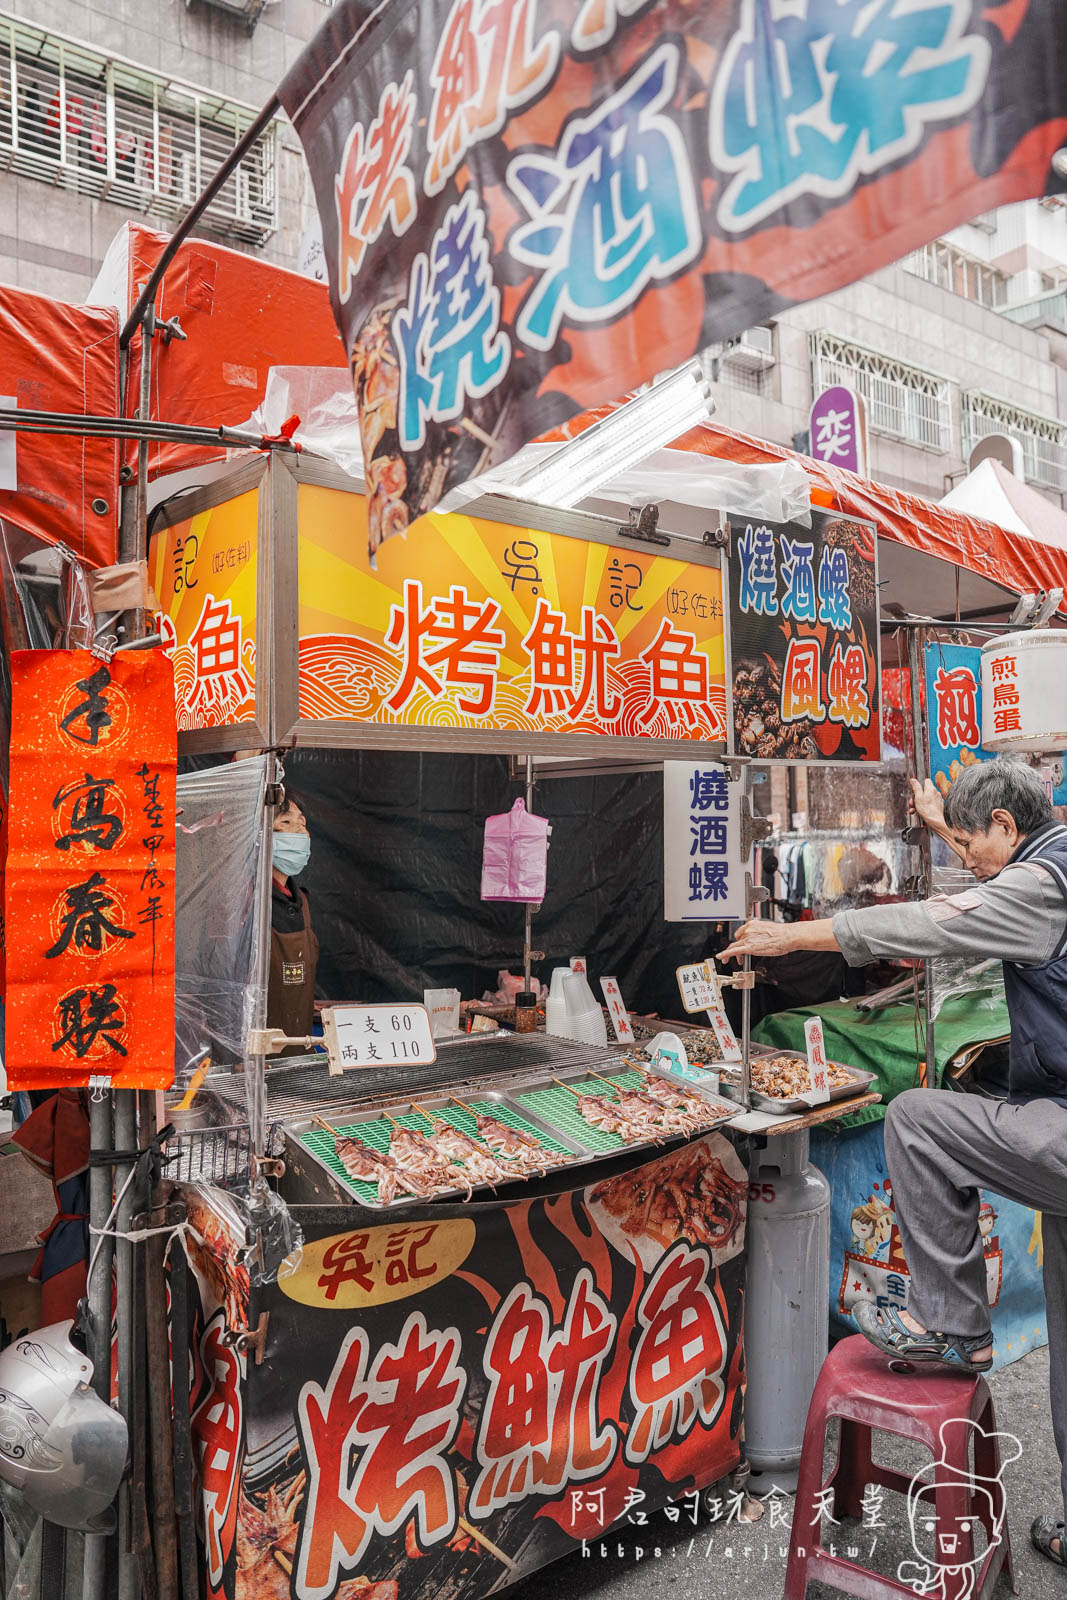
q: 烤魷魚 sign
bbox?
[5,650,176,1089]
[280,0,1067,556]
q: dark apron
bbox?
[268,888,319,1049]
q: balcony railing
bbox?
[0,12,278,245]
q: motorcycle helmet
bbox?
[0,1321,127,1531]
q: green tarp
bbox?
[753,983,1011,1129]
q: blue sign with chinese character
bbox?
[664,761,748,922]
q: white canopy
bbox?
[941,457,1067,554]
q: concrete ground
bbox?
[507,1346,1061,1600]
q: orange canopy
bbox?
[0,285,120,567]
[544,408,1067,606]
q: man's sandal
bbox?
[1032,1517,1067,1568]
[855,1303,993,1372]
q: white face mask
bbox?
[272,831,310,877]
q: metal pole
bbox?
[907,627,936,1089]
[523,756,534,994]
[114,1090,140,1600]
[82,1091,115,1600]
[142,1091,178,1600]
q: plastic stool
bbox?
[784,1334,1017,1600]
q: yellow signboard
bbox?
[148,489,258,731]
[280,1217,476,1310]
[297,485,727,742]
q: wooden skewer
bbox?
[272,1549,293,1576]
[552,1076,584,1098]
[311,1113,337,1135]
[457,1516,517,1571]
[411,1101,441,1127]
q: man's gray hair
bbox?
[942,756,1052,837]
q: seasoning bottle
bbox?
[514,991,538,1033]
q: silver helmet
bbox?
[0,1322,127,1531]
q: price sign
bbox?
[600,977,634,1045]
[323,1004,436,1077]
[803,1016,831,1105]
[676,961,717,1014]
[569,956,588,975]
[706,1004,741,1063]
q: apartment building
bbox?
[0,0,327,301]
[704,200,1067,507]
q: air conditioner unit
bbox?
[723,326,775,371]
[186,0,269,33]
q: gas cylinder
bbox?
[743,1130,831,1491]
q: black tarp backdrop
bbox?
[269,749,725,1018]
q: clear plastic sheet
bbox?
[929,864,1007,1022]
[0,520,94,794]
[239,365,365,482]
[174,755,269,1082]
[236,367,813,526]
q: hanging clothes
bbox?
[11,1090,90,1325]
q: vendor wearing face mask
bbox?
[268,795,319,1046]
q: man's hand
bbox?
[720,920,804,961]
[910,777,947,833]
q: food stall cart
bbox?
[150,452,805,1600]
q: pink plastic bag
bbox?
[480,798,549,903]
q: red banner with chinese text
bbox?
[186,1132,747,1600]
[6,650,177,1089]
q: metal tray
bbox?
[509,1063,737,1163]
[717,1053,877,1115]
[287,1089,588,1209]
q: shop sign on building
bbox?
[809,386,867,475]
[664,764,748,921]
[924,643,990,799]
[297,491,728,746]
[727,509,880,763]
[5,650,176,1089]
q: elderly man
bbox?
[723,757,1067,1573]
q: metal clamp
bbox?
[247,1028,314,1055]
[223,1312,269,1366]
[617,503,670,547]
[132,1203,186,1233]
[740,796,774,861]
[702,512,730,551]
[252,1155,286,1181]
[717,969,755,990]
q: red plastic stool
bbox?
[784,1335,1017,1600]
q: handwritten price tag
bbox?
[676,961,716,1014]
[324,1004,436,1076]
[803,1016,831,1105]
[706,1004,741,1063]
[600,977,635,1045]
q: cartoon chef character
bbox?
[898,1418,1022,1600]
[978,1201,997,1244]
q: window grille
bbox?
[0,13,278,245]
[962,391,1067,492]
[810,331,952,452]
[903,240,1007,309]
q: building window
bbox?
[0,13,278,245]
[811,332,952,452]
[962,392,1067,492]
[903,240,1007,308]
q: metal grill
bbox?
[206,1036,628,1121]
[164,1122,285,1186]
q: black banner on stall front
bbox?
[728,510,881,763]
[187,1133,748,1600]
